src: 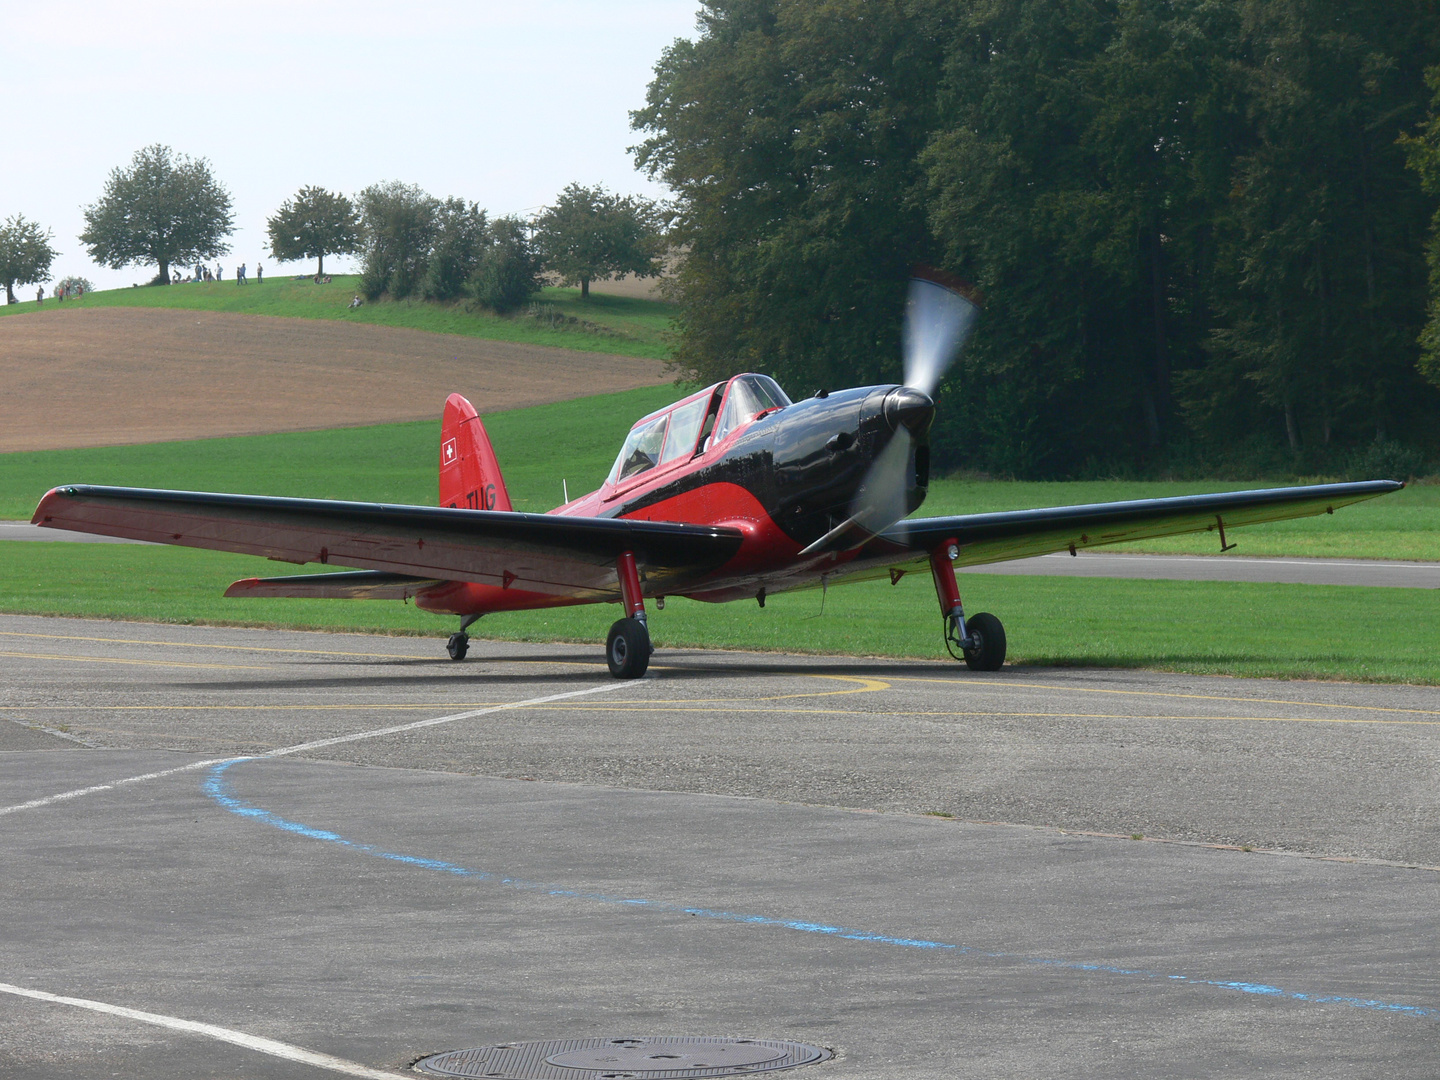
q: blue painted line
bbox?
[203,761,1432,1019]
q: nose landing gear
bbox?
[930,540,1006,671]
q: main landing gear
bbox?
[446,614,480,661]
[607,549,651,679]
[930,540,1006,671]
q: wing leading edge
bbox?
[855,480,1402,571]
[31,485,745,601]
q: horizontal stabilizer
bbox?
[225,570,444,600]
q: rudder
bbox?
[440,393,512,511]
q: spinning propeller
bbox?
[847,270,981,537]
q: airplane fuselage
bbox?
[416,381,934,616]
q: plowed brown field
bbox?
[1,308,668,452]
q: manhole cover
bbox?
[414,1036,831,1079]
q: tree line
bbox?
[1,144,667,316]
[633,0,1440,477]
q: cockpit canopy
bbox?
[606,374,791,487]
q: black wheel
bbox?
[606,618,650,679]
[962,612,1006,671]
[446,632,469,661]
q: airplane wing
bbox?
[853,480,1403,571]
[31,485,745,600]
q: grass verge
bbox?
[4,398,1435,558]
[0,275,674,360]
[2,543,1436,684]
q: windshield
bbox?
[608,413,668,484]
[660,395,708,464]
[712,374,791,445]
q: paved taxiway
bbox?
[2,613,1438,1078]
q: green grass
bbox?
[5,389,1437,683]
[4,402,1434,557]
[2,543,1436,683]
[0,275,674,360]
[0,385,679,519]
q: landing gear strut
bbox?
[607,549,651,679]
[447,614,481,661]
[930,540,1006,671]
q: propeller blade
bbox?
[830,271,980,549]
[848,427,913,537]
[903,273,981,396]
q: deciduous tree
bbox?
[80,144,233,286]
[422,198,488,302]
[0,214,57,304]
[533,183,664,299]
[266,186,360,277]
[357,181,439,300]
[633,0,950,391]
[469,216,541,313]
[635,0,1440,476]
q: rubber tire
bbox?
[962,612,1006,671]
[446,632,469,661]
[606,618,650,679]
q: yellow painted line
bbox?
[0,630,449,662]
[513,705,1440,727]
[0,650,266,671]
[889,675,1440,717]
[774,674,890,696]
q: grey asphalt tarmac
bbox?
[6,521,1439,585]
[2,613,1438,1079]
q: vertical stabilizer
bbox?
[440,393,512,511]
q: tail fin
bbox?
[440,393,512,511]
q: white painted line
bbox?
[0,681,634,816]
[2,714,102,748]
[0,980,406,1079]
[0,758,235,817]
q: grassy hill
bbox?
[0,274,674,360]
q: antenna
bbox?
[562,479,569,504]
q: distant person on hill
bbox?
[36,287,43,305]
[256,263,263,284]
[348,295,362,309]
[238,263,246,285]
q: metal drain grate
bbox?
[413,1036,831,1079]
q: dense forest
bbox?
[633,0,1440,478]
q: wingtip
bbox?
[223,579,261,597]
[30,486,70,525]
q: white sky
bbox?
[1,0,700,290]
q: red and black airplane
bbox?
[32,272,1401,677]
